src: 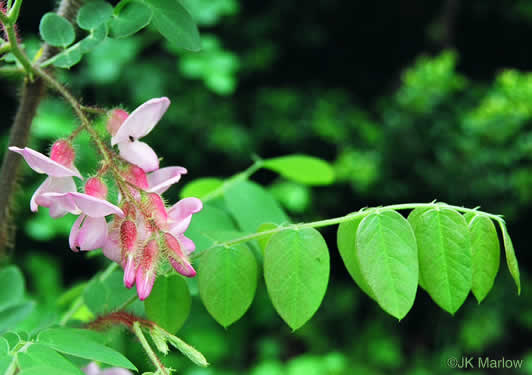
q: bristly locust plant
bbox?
[0,0,521,374]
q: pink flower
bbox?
[83,362,133,375]
[9,143,81,218]
[43,191,124,251]
[110,97,170,172]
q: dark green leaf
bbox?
[263,155,335,185]
[145,275,191,334]
[264,228,330,330]
[337,215,375,299]
[199,244,258,327]
[0,266,25,311]
[144,0,201,51]
[110,1,153,38]
[408,208,472,314]
[355,210,418,320]
[499,222,521,295]
[17,344,84,375]
[37,328,136,370]
[468,215,500,303]
[180,177,223,199]
[225,180,290,232]
[77,1,113,30]
[39,13,76,47]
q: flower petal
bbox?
[118,141,159,172]
[78,216,108,250]
[69,192,124,217]
[147,166,187,195]
[167,197,203,234]
[177,234,196,255]
[111,97,170,145]
[9,146,82,178]
[33,177,78,217]
[69,215,84,251]
[102,223,121,263]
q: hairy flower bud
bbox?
[136,239,159,300]
[148,193,168,229]
[50,139,76,168]
[84,177,108,200]
[164,233,196,277]
[120,220,137,288]
[106,109,129,136]
[121,201,136,220]
[123,165,149,190]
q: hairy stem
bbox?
[133,322,170,375]
[0,0,85,253]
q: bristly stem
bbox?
[133,322,170,375]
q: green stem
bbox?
[132,322,170,375]
[7,0,22,22]
[115,293,138,311]
[4,22,32,77]
[0,42,11,54]
[0,65,24,78]
[202,159,264,202]
[209,202,504,249]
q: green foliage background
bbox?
[1,0,532,373]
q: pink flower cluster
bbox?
[10,98,202,300]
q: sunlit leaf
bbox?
[199,244,258,327]
[17,344,84,375]
[256,223,279,253]
[39,13,75,47]
[498,222,521,295]
[180,177,223,199]
[355,210,418,320]
[145,274,191,334]
[225,180,290,232]
[264,228,329,330]
[408,208,472,314]
[263,155,335,185]
[468,215,500,303]
[337,215,375,299]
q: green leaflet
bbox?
[39,13,75,48]
[145,274,191,334]
[355,210,418,320]
[199,244,258,327]
[17,344,84,375]
[180,177,224,199]
[407,207,432,290]
[468,215,500,303]
[0,266,25,311]
[110,1,153,38]
[264,228,330,330]
[263,154,335,185]
[225,180,290,232]
[185,203,237,251]
[408,208,472,315]
[337,215,375,299]
[144,0,201,51]
[83,270,140,315]
[37,328,136,370]
[77,1,113,30]
[498,222,521,295]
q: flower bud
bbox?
[164,233,196,277]
[148,193,168,229]
[50,139,75,168]
[136,239,159,300]
[123,165,149,190]
[106,109,129,136]
[120,220,137,288]
[121,201,136,220]
[84,177,108,200]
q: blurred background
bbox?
[1,0,532,373]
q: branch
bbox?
[0,0,85,253]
